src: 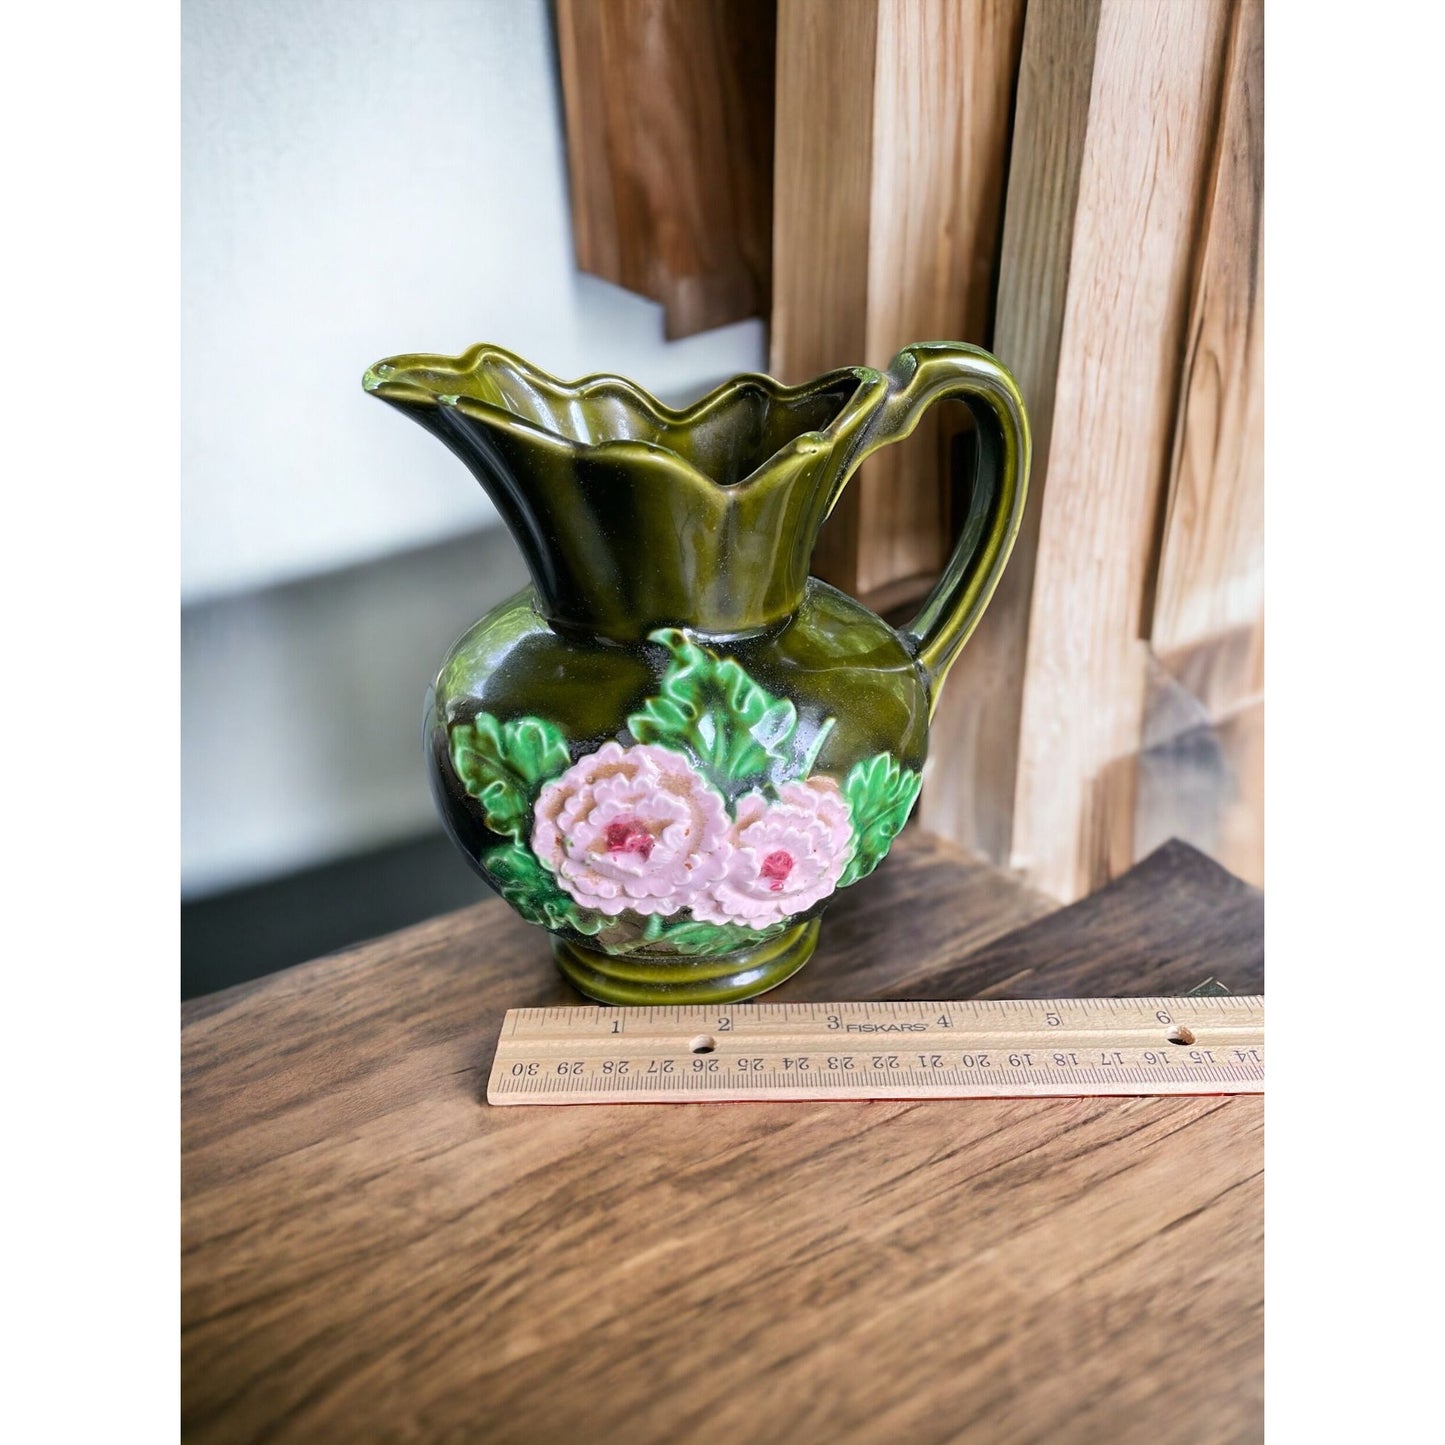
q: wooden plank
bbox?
[183,833,1262,1442]
[934,835,1262,997]
[556,0,776,340]
[1150,0,1264,664]
[1133,0,1265,887]
[854,0,1025,596]
[771,0,1024,594]
[770,0,880,587]
[924,0,1235,900]
[919,0,1103,864]
[1010,0,1234,901]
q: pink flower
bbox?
[531,742,731,917]
[693,778,855,928]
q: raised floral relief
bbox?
[695,779,855,928]
[531,742,730,917]
[449,629,922,954]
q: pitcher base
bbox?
[552,919,820,1006]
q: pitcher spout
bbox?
[363,344,887,641]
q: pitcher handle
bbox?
[852,343,1031,714]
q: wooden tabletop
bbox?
[182,831,1263,1443]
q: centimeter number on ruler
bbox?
[487,995,1264,1105]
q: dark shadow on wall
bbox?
[182,827,485,1000]
[182,524,532,999]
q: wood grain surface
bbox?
[921,0,1236,903]
[770,0,1023,596]
[1002,0,1233,902]
[183,830,1262,1442]
[556,0,776,339]
[918,0,1103,867]
[769,0,881,589]
[853,0,1025,598]
[1138,0,1265,888]
[1150,0,1264,662]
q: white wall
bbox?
[182,0,764,604]
[182,0,766,893]
[181,528,529,898]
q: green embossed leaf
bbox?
[450,713,570,841]
[839,753,923,887]
[483,843,604,936]
[627,628,798,783]
[653,918,787,956]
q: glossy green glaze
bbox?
[554,921,822,1006]
[364,342,1029,1002]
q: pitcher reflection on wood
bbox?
[363,341,1030,1003]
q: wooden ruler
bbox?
[487,995,1264,1105]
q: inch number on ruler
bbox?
[487,996,1264,1106]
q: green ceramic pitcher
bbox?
[363,342,1029,1003]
